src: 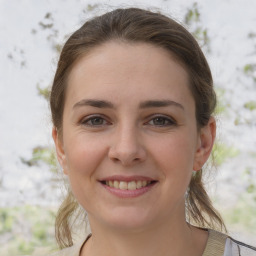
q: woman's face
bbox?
[53,42,214,232]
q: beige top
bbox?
[45,229,256,256]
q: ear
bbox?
[52,127,68,175]
[193,117,216,171]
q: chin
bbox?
[96,207,159,232]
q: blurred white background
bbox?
[0,0,255,253]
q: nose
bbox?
[108,126,147,166]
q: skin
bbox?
[53,41,216,256]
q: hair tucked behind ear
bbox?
[50,7,226,249]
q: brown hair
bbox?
[50,7,225,249]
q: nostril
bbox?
[108,144,147,166]
[112,157,120,163]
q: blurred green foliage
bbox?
[215,88,228,115]
[21,146,58,173]
[37,83,51,100]
[0,209,14,234]
[0,206,57,256]
[244,101,256,111]
[86,4,99,11]
[211,142,240,166]
[243,64,256,74]
[185,3,200,24]
[244,167,256,201]
[222,195,256,235]
[184,2,210,52]
[243,32,256,82]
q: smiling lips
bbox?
[100,177,157,198]
[104,180,153,190]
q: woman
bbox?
[48,7,255,256]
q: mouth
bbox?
[100,180,157,190]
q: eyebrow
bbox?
[139,100,184,110]
[73,99,114,109]
[73,99,184,110]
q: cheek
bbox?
[154,133,196,161]
[64,135,107,177]
[63,136,107,208]
[151,132,196,179]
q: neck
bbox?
[81,215,208,256]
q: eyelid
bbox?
[80,114,111,126]
[145,114,177,126]
[79,113,177,127]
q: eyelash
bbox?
[80,115,110,127]
[80,114,177,128]
[145,115,177,127]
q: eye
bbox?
[81,115,110,127]
[146,115,176,127]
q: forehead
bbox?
[66,41,193,108]
[69,41,187,79]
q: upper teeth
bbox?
[106,180,151,190]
